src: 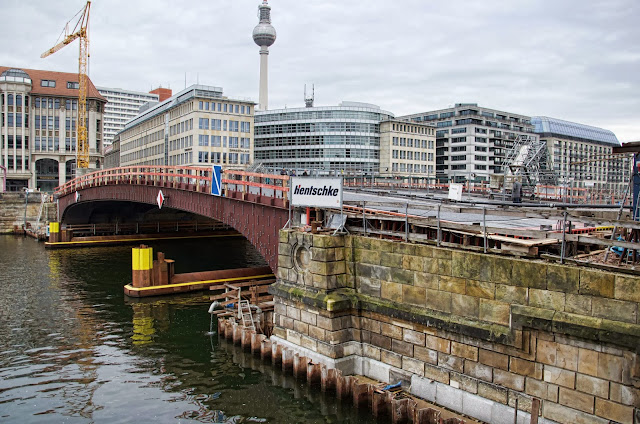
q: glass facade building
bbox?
[254,102,394,175]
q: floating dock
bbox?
[123,245,273,297]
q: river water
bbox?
[0,236,375,423]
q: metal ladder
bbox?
[237,294,257,332]
[36,193,47,229]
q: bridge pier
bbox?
[267,229,640,424]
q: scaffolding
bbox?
[502,134,558,191]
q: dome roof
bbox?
[0,68,31,82]
[253,23,276,47]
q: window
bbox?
[41,80,56,88]
[229,120,239,132]
[241,122,251,132]
[212,136,221,147]
[198,118,209,129]
[452,127,467,134]
[198,135,209,146]
[66,82,79,89]
[211,119,221,130]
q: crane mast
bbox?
[41,1,91,170]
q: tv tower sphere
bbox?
[253,1,276,47]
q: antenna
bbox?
[304,84,314,108]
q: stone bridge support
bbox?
[269,230,640,424]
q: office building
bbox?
[380,119,436,178]
[255,102,395,175]
[401,104,537,183]
[97,86,161,146]
[0,66,106,192]
[532,116,629,193]
[118,84,254,170]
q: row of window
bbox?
[392,150,434,161]
[1,135,28,149]
[391,163,434,174]
[122,143,165,164]
[0,155,29,170]
[197,118,251,133]
[256,149,379,160]
[392,137,435,149]
[170,119,194,136]
[390,123,434,135]
[197,135,251,149]
[255,135,380,148]
[168,152,193,166]
[197,152,250,165]
[256,122,379,135]
[198,101,252,115]
[121,129,165,152]
[168,135,194,152]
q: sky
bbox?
[1,0,639,141]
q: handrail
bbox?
[54,166,291,202]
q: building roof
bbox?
[532,116,619,146]
[0,66,106,101]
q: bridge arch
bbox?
[56,167,290,271]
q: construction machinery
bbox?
[41,1,91,170]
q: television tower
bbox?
[252,0,276,110]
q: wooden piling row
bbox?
[216,317,469,424]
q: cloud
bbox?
[1,0,638,141]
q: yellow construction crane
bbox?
[41,1,91,170]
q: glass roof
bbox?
[1,68,30,79]
[532,116,619,146]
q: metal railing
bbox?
[54,165,290,202]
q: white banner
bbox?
[290,177,343,208]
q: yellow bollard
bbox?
[49,222,60,243]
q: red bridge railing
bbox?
[54,166,290,205]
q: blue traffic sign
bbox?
[211,165,222,196]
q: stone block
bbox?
[594,398,634,424]
[300,310,317,326]
[287,305,301,320]
[392,339,414,357]
[353,248,380,265]
[579,269,614,298]
[356,263,391,281]
[414,346,438,364]
[390,268,415,286]
[357,276,381,297]
[433,247,452,260]
[293,320,309,335]
[576,373,608,399]
[279,230,290,243]
[425,335,451,354]
[495,284,527,304]
[424,362,450,384]
[277,267,289,281]
[577,348,598,377]
[278,254,293,268]
[493,368,525,391]
[555,343,578,371]
[393,242,416,255]
[529,289,566,311]
[451,294,480,319]
[403,285,426,306]
[381,349,402,368]
[415,271,438,289]
[490,256,513,284]
[525,377,559,402]
[410,375,437,402]
[592,297,637,324]
[451,372,479,394]
[609,382,640,407]
[543,365,576,389]
[438,352,464,372]
[363,344,381,361]
[565,294,592,315]
[402,254,423,272]
[381,322,403,340]
[543,401,608,424]
[422,256,438,274]
[547,263,580,293]
[510,357,542,379]
[452,251,491,281]
[402,356,424,376]
[467,280,496,299]
[380,252,403,269]
[478,381,508,404]
[479,299,510,326]
[381,281,403,303]
[597,352,623,383]
[559,387,594,413]
[464,360,493,382]
[301,335,318,352]
[361,317,381,333]
[425,289,452,313]
[281,316,294,330]
[435,382,463,411]
[313,234,344,248]
[451,341,479,361]
[479,349,509,370]
[414,244,435,258]
[371,333,392,350]
[308,325,326,341]
[512,260,548,289]
[287,329,302,346]
[437,258,452,276]
[614,274,640,303]
[439,275,466,294]
[403,328,426,346]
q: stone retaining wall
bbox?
[0,192,54,234]
[271,230,640,424]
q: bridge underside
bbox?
[58,185,289,271]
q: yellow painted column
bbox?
[49,222,60,243]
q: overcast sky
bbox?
[2,0,639,141]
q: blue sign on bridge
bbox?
[211,165,222,196]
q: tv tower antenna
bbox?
[304,84,314,108]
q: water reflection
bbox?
[0,236,375,423]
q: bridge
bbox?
[54,166,290,270]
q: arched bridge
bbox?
[54,166,290,270]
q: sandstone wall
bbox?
[0,193,53,233]
[272,230,640,424]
